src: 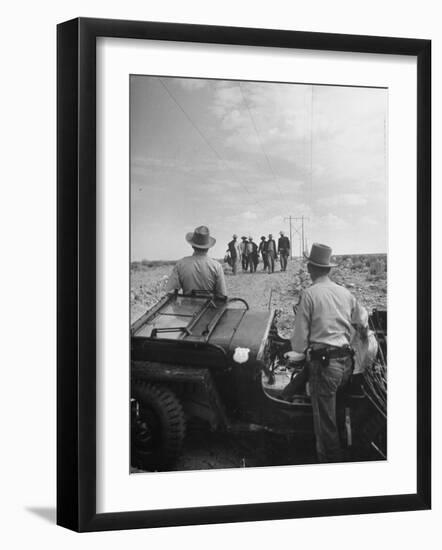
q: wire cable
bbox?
[238,82,284,201]
[158,78,265,211]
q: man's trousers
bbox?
[308,356,353,463]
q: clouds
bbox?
[209,81,309,160]
[316,193,368,208]
[130,76,387,259]
[242,210,258,220]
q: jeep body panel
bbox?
[131,293,274,367]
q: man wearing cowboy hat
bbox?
[278,230,291,272]
[166,226,227,296]
[258,236,268,271]
[264,234,277,274]
[286,243,368,463]
[227,234,241,275]
[239,236,249,272]
[248,236,259,273]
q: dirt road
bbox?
[131,254,387,336]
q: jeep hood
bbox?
[208,309,274,362]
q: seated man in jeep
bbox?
[166,225,227,297]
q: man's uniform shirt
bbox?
[266,239,277,257]
[228,239,241,260]
[165,251,227,296]
[291,275,368,353]
[278,236,291,253]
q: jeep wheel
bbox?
[131,381,186,471]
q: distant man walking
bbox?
[248,237,259,273]
[166,226,227,296]
[258,236,268,271]
[265,234,277,274]
[286,243,368,463]
[227,234,241,275]
[240,236,249,271]
[278,230,290,272]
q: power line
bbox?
[238,82,284,201]
[284,215,310,258]
[158,78,265,211]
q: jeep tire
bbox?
[131,381,186,471]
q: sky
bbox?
[130,75,387,261]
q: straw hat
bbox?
[185,226,216,249]
[303,243,337,268]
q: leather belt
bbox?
[310,345,354,366]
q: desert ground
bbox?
[131,254,387,333]
[130,254,387,471]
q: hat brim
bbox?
[185,233,216,249]
[303,252,337,268]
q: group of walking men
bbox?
[227,231,291,275]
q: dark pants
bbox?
[231,257,239,275]
[309,357,353,463]
[261,252,268,270]
[249,253,258,272]
[242,255,249,271]
[280,251,289,271]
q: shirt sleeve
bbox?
[290,291,312,353]
[215,263,227,297]
[165,264,181,293]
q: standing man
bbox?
[265,234,277,274]
[287,243,368,463]
[240,236,249,272]
[278,230,291,272]
[227,234,241,275]
[258,236,268,271]
[248,237,259,273]
[166,226,227,296]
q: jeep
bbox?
[130,290,386,471]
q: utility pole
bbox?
[301,216,305,255]
[288,216,293,259]
[285,216,309,257]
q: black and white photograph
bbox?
[130,75,388,473]
[0,0,435,541]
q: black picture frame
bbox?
[57,17,431,532]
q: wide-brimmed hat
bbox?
[185,226,216,249]
[303,243,337,268]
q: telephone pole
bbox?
[284,215,309,258]
[288,216,293,259]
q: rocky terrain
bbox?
[131,254,387,335]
